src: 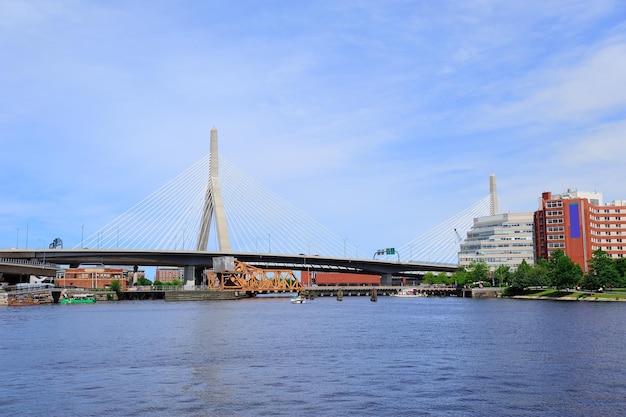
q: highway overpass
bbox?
[0,249,458,281]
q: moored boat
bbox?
[59,292,97,304]
[290,295,306,304]
[390,288,427,298]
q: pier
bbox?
[302,285,460,298]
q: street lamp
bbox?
[81,224,84,249]
[16,228,20,249]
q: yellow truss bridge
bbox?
[205,260,303,293]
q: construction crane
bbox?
[454,229,463,243]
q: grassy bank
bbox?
[508,288,626,302]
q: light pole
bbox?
[16,228,20,249]
[343,239,347,257]
[81,224,84,249]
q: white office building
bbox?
[458,212,535,270]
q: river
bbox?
[1,296,625,416]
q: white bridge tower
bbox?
[196,126,231,251]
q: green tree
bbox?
[510,259,533,290]
[109,279,122,293]
[585,249,620,289]
[548,249,583,288]
[436,271,450,285]
[529,258,550,287]
[467,260,490,284]
[614,258,626,285]
[422,272,436,284]
[493,265,511,287]
[451,267,468,286]
[547,249,582,289]
[137,277,152,286]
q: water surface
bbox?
[1,296,625,416]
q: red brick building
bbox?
[534,190,626,272]
[56,265,130,290]
[155,267,183,283]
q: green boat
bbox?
[59,293,97,304]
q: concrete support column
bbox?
[380,273,393,286]
[184,265,196,290]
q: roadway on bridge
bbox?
[0,249,458,277]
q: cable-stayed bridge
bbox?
[78,128,492,266]
[1,128,495,287]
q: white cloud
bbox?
[476,42,626,129]
[557,119,626,165]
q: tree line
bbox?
[422,249,626,291]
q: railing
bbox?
[6,285,55,295]
[0,257,58,268]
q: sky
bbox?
[2,0,626,256]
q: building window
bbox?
[548,242,565,248]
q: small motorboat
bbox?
[390,288,427,298]
[290,295,306,304]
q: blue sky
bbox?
[2,0,626,256]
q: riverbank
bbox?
[507,289,626,302]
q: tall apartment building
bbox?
[533,190,626,272]
[458,212,535,270]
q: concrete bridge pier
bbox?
[183,265,196,289]
[380,273,393,286]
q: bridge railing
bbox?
[0,257,58,268]
[127,285,184,292]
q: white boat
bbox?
[290,295,306,304]
[390,288,427,298]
